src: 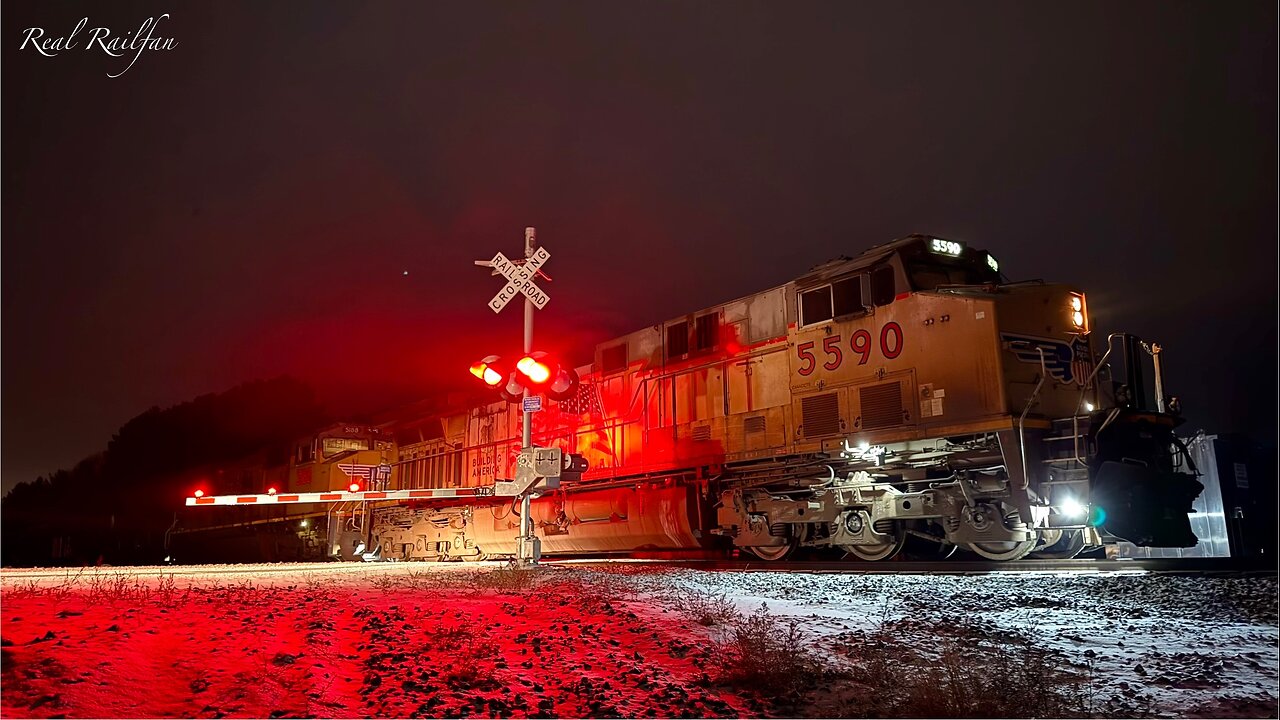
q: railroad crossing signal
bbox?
[487,247,551,312]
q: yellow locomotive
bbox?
[365,234,1201,562]
[178,234,1203,563]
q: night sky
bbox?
[3,1,1275,493]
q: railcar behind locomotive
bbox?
[173,234,1203,563]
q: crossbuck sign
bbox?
[488,247,551,313]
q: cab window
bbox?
[322,437,369,457]
[871,266,897,306]
[908,263,989,290]
[832,276,864,316]
[799,287,832,326]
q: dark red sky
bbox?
[3,1,1275,492]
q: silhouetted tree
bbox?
[2,376,330,566]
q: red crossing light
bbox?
[516,353,552,385]
[348,482,361,493]
[267,487,277,495]
[469,355,505,387]
[193,489,205,498]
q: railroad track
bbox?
[3,556,1272,583]
[550,556,1277,575]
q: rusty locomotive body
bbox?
[175,235,1202,563]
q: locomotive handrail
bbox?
[1072,332,1126,467]
[1016,347,1047,490]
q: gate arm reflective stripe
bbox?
[185,486,502,507]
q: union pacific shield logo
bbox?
[1000,333,1092,385]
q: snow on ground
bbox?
[0,562,1276,718]
[648,568,1279,718]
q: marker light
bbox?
[267,487,277,495]
[516,355,552,384]
[986,254,999,273]
[1084,402,1095,412]
[194,489,205,498]
[348,482,361,493]
[1059,497,1087,519]
[300,519,309,528]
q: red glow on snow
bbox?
[0,568,753,717]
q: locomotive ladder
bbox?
[1039,415,1092,487]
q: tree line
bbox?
[1,377,330,566]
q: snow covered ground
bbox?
[1,562,1275,718]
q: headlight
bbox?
[1058,497,1087,518]
[1069,294,1087,330]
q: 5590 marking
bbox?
[797,322,904,376]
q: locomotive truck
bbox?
[173,234,1203,563]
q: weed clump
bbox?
[715,604,821,700]
[835,621,1098,718]
[668,588,742,627]
[469,564,538,592]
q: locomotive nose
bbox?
[1090,461,1204,547]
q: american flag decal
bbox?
[556,381,604,416]
[555,381,617,463]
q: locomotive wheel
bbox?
[1028,529,1087,560]
[962,502,1034,558]
[745,543,796,561]
[967,537,1038,561]
[744,523,809,561]
[841,522,906,562]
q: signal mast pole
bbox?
[519,227,536,567]
[474,226,554,568]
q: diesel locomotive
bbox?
[173,234,1203,563]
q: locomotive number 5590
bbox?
[796,321,904,376]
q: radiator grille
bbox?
[860,383,904,430]
[801,393,841,438]
[691,424,712,442]
[744,415,766,434]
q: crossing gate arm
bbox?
[185,486,501,507]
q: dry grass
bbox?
[667,587,742,627]
[832,618,1102,718]
[667,589,1105,718]
[2,570,185,605]
[715,603,822,700]
[468,563,538,592]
